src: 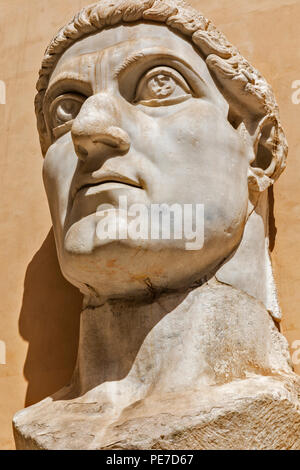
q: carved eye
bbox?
[50,93,85,128]
[134,66,192,106]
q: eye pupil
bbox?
[64,100,75,113]
[54,98,82,126]
[147,74,176,99]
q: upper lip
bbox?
[73,171,143,198]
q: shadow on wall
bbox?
[19,229,82,407]
[268,186,277,253]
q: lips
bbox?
[73,171,143,199]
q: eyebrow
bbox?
[113,52,146,77]
[45,46,208,103]
[113,47,208,87]
[45,72,92,103]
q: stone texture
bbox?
[13,373,300,450]
[0,0,298,451]
[13,281,300,449]
[13,0,300,450]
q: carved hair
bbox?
[36,0,287,185]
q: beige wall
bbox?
[0,0,299,449]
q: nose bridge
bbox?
[72,92,120,136]
[71,92,130,158]
[73,46,118,134]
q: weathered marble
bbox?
[13,0,300,450]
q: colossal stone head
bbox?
[14,1,297,451]
[36,0,287,301]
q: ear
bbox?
[246,115,287,193]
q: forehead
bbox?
[49,23,214,87]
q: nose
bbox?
[71,93,131,160]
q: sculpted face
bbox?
[42,23,252,298]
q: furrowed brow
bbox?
[45,72,92,103]
[113,52,146,77]
[113,48,208,87]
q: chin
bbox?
[59,242,164,299]
[57,233,239,301]
[57,207,246,299]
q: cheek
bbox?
[43,133,78,225]
[145,100,249,223]
[161,100,243,157]
[160,100,247,179]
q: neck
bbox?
[216,190,281,321]
[69,273,274,405]
[72,285,202,395]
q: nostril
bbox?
[92,135,119,149]
[92,127,131,152]
[75,144,88,159]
